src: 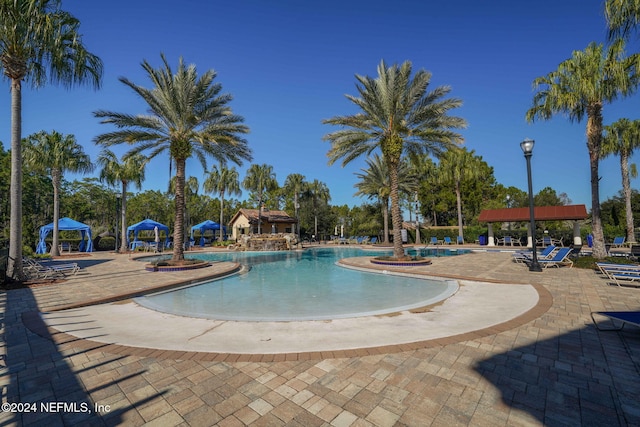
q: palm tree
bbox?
[602,118,640,243]
[242,164,278,234]
[23,130,94,256]
[283,173,306,240]
[324,60,466,258]
[305,179,331,239]
[355,155,416,244]
[97,149,147,253]
[203,163,241,241]
[437,148,484,240]
[526,40,640,258]
[94,55,251,262]
[606,0,640,39]
[0,0,102,279]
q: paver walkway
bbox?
[1,247,639,426]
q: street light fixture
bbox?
[115,193,122,252]
[520,138,542,272]
[414,192,421,245]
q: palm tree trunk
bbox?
[382,198,390,244]
[455,181,464,240]
[119,183,128,253]
[389,163,404,258]
[621,152,635,243]
[8,78,23,280]
[219,190,225,242]
[172,159,186,261]
[587,105,607,259]
[50,170,61,257]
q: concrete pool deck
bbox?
[2,245,640,425]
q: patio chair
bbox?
[541,236,552,247]
[630,244,640,261]
[534,247,573,268]
[430,236,439,245]
[596,262,640,287]
[457,236,464,245]
[611,236,626,248]
[23,257,80,279]
[443,236,453,245]
[591,311,640,331]
[368,236,378,245]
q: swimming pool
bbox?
[137,247,459,321]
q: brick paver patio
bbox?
[1,246,639,426]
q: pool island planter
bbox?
[370,257,432,267]
[145,261,211,272]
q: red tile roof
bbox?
[478,204,588,222]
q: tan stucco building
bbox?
[228,208,298,240]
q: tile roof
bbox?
[478,204,588,222]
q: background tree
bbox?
[606,0,640,39]
[525,40,640,258]
[437,148,484,240]
[94,55,251,262]
[324,60,466,258]
[242,164,278,234]
[203,163,241,241]
[283,173,307,240]
[97,149,147,252]
[0,0,102,279]
[602,118,640,243]
[304,179,331,239]
[23,130,94,256]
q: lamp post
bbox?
[115,194,121,252]
[506,194,511,231]
[521,138,542,272]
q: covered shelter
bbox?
[478,204,589,247]
[190,220,225,246]
[36,217,93,254]
[126,219,169,248]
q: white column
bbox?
[573,221,582,245]
[488,223,495,246]
[527,223,534,248]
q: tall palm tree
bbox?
[283,173,306,240]
[203,163,241,241]
[94,55,251,262]
[355,155,416,244]
[324,60,466,258]
[602,118,640,243]
[242,164,278,234]
[437,148,484,240]
[305,179,331,239]
[526,40,640,258]
[1,0,102,279]
[23,130,94,256]
[97,149,147,253]
[606,0,640,39]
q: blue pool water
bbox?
[137,247,460,321]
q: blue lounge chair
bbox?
[596,262,640,287]
[430,236,439,245]
[611,236,626,248]
[535,247,573,268]
[591,311,640,331]
[513,245,557,263]
[443,236,453,245]
[368,236,378,245]
[457,236,464,245]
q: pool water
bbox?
[137,247,460,321]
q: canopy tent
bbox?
[36,217,93,254]
[190,220,225,246]
[126,219,170,247]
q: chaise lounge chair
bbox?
[512,245,556,263]
[23,257,80,279]
[611,236,626,248]
[443,236,453,245]
[596,262,640,287]
[591,311,640,331]
[430,236,439,245]
[532,247,573,268]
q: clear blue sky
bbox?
[2,0,638,213]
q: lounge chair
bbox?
[443,236,453,245]
[533,247,573,268]
[512,245,556,263]
[596,262,640,286]
[368,236,378,245]
[630,244,640,261]
[430,236,439,245]
[503,236,522,246]
[457,236,464,245]
[611,236,626,248]
[23,257,80,279]
[591,311,640,331]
